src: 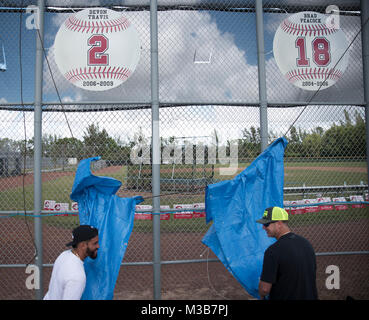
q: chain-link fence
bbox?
[0,0,368,300]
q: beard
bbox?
[86,247,98,260]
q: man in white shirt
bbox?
[44,225,99,300]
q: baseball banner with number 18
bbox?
[273,11,349,91]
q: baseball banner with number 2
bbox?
[54,8,141,91]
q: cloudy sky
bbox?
[0,4,365,144]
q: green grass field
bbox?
[0,161,366,209]
[0,161,367,232]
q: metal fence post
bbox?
[255,0,268,152]
[33,0,45,300]
[150,0,161,300]
[361,0,369,187]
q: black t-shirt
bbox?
[260,232,318,300]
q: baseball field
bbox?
[0,161,368,300]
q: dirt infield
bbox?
[1,214,368,300]
[0,171,74,191]
[0,165,123,191]
[0,164,368,300]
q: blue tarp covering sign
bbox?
[70,156,143,300]
[202,137,288,299]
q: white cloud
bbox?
[35,9,365,143]
[0,110,33,140]
[265,12,363,104]
[43,10,256,103]
[39,9,257,140]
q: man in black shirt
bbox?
[256,206,318,300]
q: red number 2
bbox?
[296,37,330,67]
[88,35,109,66]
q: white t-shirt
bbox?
[44,250,86,300]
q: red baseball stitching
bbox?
[65,66,132,83]
[281,19,338,37]
[65,15,130,33]
[286,68,342,83]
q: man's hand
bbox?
[258,280,272,300]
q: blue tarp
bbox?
[202,137,288,299]
[70,156,143,300]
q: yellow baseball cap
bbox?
[256,206,289,225]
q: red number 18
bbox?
[296,37,330,67]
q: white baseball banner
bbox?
[54,8,141,91]
[273,11,349,91]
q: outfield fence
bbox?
[0,0,368,300]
